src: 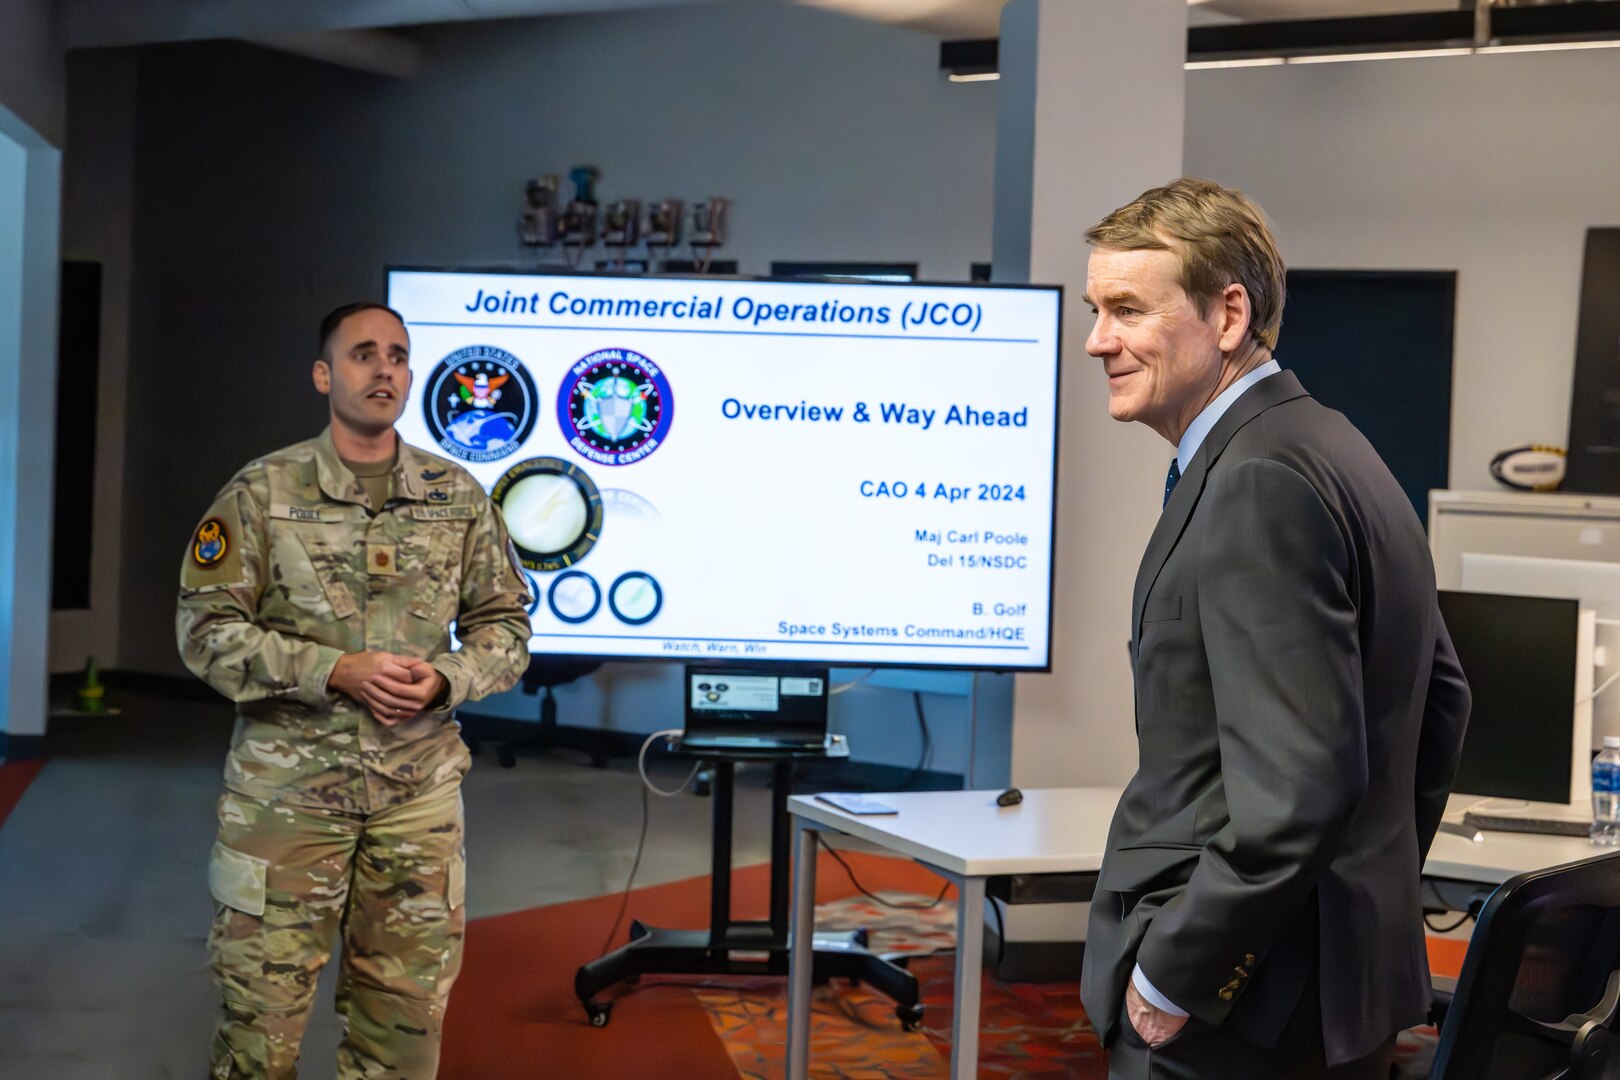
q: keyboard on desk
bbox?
[678,736,824,750]
[1463,811,1593,838]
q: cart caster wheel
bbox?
[898,1004,924,1032]
[586,1003,612,1027]
[498,749,517,769]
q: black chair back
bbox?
[1432,852,1620,1080]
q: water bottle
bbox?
[1592,736,1620,846]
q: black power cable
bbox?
[599,777,651,958]
[1423,911,1474,934]
[816,834,951,910]
[597,731,700,959]
[894,691,935,791]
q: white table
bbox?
[1425,826,1603,886]
[784,787,1121,1080]
[1423,794,1608,886]
[785,787,1616,1080]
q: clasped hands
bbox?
[329,651,447,726]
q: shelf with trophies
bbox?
[517,166,734,275]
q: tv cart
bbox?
[573,740,925,1031]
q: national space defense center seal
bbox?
[423,345,539,464]
[558,348,673,466]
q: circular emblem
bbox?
[192,518,229,567]
[608,571,663,626]
[491,456,604,573]
[557,348,673,466]
[547,571,602,624]
[422,345,539,464]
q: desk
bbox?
[1425,794,1606,886]
[1425,827,1603,887]
[787,786,1619,1080]
[785,787,1120,1080]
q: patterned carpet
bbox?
[443,853,1452,1078]
[696,891,1106,1079]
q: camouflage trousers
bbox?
[205,781,467,1079]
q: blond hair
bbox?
[1085,177,1286,350]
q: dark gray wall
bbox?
[115,2,999,685]
[0,0,63,145]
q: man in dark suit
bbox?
[1077,177,1472,1079]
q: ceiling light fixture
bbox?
[1476,37,1620,55]
[1184,57,1287,70]
[1186,37,1620,70]
[951,6,1620,83]
[1285,46,1475,65]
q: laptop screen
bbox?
[683,666,829,742]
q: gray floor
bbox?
[0,689,775,1078]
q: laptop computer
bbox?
[676,665,831,751]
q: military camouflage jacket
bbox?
[177,428,533,813]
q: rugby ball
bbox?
[1489,444,1567,492]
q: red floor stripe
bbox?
[1426,935,1470,980]
[441,851,947,1080]
[443,850,1462,1079]
[0,759,45,830]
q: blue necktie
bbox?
[1164,457,1181,508]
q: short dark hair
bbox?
[317,302,406,358]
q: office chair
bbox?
[457,657,612,768]
[1430,852,1620,1079]
[501,657,610,767]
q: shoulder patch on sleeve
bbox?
[193,517,229,567]
[181,496,247,591]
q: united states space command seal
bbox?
[192,518,228,567]
[422,345,539,464]
[557,348,673,466]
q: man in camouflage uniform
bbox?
[177,303,533,1079]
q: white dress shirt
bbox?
[1131,358,1282,1019]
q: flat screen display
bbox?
[388,269,1063,670]
[1439,590,1579,804]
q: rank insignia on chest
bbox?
[192,517,229,567]
[368,543,400,576]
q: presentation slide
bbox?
[388,269,1063,670]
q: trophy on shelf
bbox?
[560,166,601,265]
[518,175,560,249]
[642,199,684,271]
[602,199,642,269]
[689,198,729,273]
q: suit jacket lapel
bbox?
[1129,371,1311,642]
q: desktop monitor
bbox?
[1460,553,1620,748]
[1438,590,1595,805]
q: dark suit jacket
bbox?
[1079,371,1471,1066]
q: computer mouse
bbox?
[996,787,1023,807]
